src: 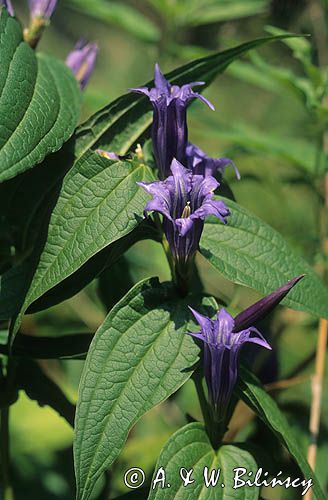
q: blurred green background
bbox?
[7,0,328,498]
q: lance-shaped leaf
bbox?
[0,9,81,182]
[74,278,216,500]
[9,154,154,343]
[148,422,259,500]
[236,366,325,500]
[200,198,328,319]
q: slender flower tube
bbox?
[66,40,98,90]
[0,0,14,16]
[28,0,57,19]
[186,143,240,179]
[131,64,214,179]
[138,158,229,290]
[188,275,303,421]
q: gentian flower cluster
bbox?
[133,64,234,290]
[130,65,304,430]
[188,275,303,422]
[1,0,14,16]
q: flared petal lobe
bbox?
[186,142,240,179]
[138,159,229,265]
[131,65,214,178]
[187,276,302,420]
[28,0,57,19]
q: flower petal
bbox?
[234,275,304,332]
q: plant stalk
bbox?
[0,407,14,500]
[305,4,328,498]
[193,370,223,449]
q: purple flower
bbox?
[138,158,229,277]
[186,143,240,179]
[131,64,214,179]
[66,40,98,90]
[188,275,303,420]
[1,0,14,16]
[28,0,57,19]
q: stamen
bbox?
[75,61,90,82]
[181,201,191,218]
[135,143,144,160]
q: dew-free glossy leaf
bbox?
[74,279,216,500]
[200,198,328,319]
[9,154,154,339]
[0,10,81,182]
[148,422,258,500]
[237,367,325,500]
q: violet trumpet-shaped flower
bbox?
[1,0,14,16]
[186,143,240,179]
[131,64,214,179]
[66,40,98,90]
[28,0,57,20]
[188,275,303,420]
[138,158,229,283]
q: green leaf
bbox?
[0,332,93,359]
[200,197,328,319]
[149,422,258,499]
[9,154,154,340]
[181,0,267,27]
[66,0,160,43]
[17,359,75,426]
[0,10,81,183]
[204,120,324,175]
[27,219,159,314]
[237,366,325,500]
[74,278,216,500]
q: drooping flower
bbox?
[66,40,98,90]
[186,143,240,179]
[188,275,303,420]
[138,158,229,285]
[131,64,214,179]
[1,0,14,16]
[28,0,57,20]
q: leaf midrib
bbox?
[27,164,147,304]
[2,57,61,178]
[79,315,174,494]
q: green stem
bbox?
[1,407,14,500]
[193,371,223,449]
